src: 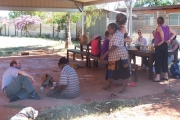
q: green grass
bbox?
[36,99,140,120]
[0,36,79,57]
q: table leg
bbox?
[148,55,153,80]
[67,50,69,60]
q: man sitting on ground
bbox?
[46,57,79,99]
[1,59,42,102]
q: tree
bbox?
[84,5,104,30]
[14,15,41,37]
[8,11,47,20]
[134,0,179,7]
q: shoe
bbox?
[9,95,19,103]
[161,77,169,80]
[126,82,131,87]
[28,92,42,100]
[130,82,137,87]
[152,79,161,82]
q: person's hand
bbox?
[166,40,171,45]
[31,77,35,85]
[100,54,105,60]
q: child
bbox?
[88,34,102,57]
[100,23,130,93]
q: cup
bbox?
[40,87,44,93]
[53,82,56,87]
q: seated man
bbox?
[46,57,79,99]
[168,35,180,65]
[1,59,42,102]
[132,29,148,67]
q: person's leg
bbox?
[119,79,127,93]
[5,75,34,98]
[154,45,162,81]
[103,80,112,90]
[5,75,41,101]
[161,42,168,79]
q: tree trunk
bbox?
[65,12,72,49]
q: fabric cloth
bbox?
[108,30,129,61]
[91,39,101,56]
[101,38,109,60]
[1,67,19,90]
[106,59,130,80]
[168,39,180,64]
[155,42,168,74]
[4,75,34,99]
[135,36,148,46]
[154,25,170,45]
[59,65,79,98]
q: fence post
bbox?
[40,23,41,37]
[53,23,54,39]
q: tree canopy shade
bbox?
[134,0,180,7]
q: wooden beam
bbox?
[84,0,123,6]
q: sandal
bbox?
[152,79,161,82]
[161,77,169,80]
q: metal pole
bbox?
[82,6,84,35]
[129,0,133,35]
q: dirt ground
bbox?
[0,51,180,120]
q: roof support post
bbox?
[124,0,133,35]
[82,6,84,35]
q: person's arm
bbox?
[98,39,102,52]
[167,28,176,44]
[18,70,35,84]
[124,37,132,43]
[157,26,164,46]
[54,85,67,92]
[100,45,117,60]
[144,37,148,46]
[171,43,179,51]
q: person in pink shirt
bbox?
[88,34,102,57]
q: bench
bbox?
[88,56,138,82]
[67,49,89,67]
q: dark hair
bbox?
[116,13,127,25]
[108,23,119,31]
[105,31,110,38]
[10,59,17,67]
[157,16,164,25]
[124,33,128,39]
[58,57,69,65]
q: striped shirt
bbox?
[108,30,129,61]
[59,65,79,98]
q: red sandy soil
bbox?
[0,51,180,119]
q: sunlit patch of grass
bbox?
[36,99,140,120]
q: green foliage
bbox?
[84,5,105,29]
[8,11,46,20]
[134,0,179,7]
[71,12,82,23]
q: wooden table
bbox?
[128,49,178,80]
